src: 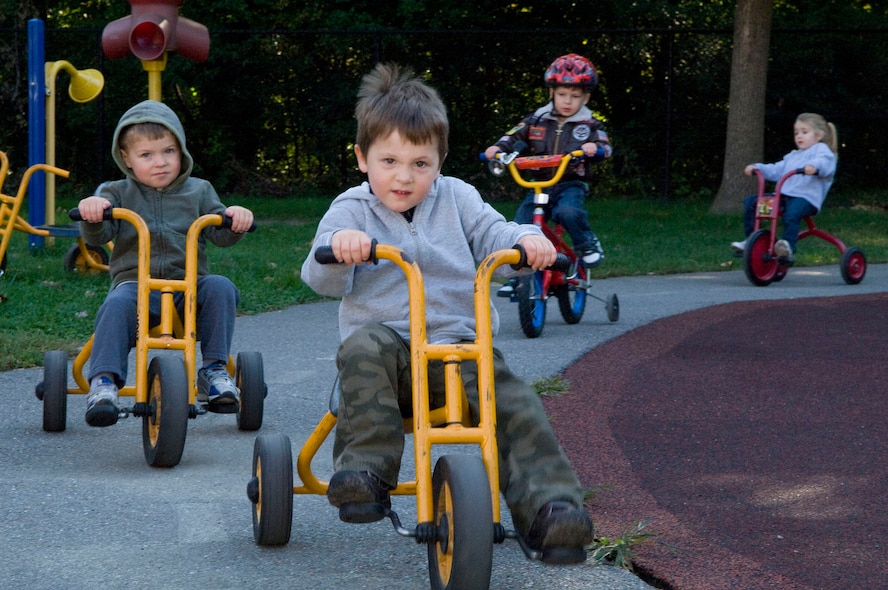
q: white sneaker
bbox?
[730,239,747,255]
[85,376,119,427]
[775,239,793,261]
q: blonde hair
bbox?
[354,63,449,163]
[797,113,838,155]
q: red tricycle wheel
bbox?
[840,247,866,285]
[742,230,779,286]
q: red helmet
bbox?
[544,54,598,90]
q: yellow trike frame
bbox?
[38,208,265,467]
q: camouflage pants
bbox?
[334,322,584,533]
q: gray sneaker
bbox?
[197,362,239,408]
[85,376,120,427]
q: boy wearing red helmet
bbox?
[484,54,612,295]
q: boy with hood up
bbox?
[77,100,254,428]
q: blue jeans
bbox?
[88,274,240,384]
[742,193,819,252]
[514,180,598,251]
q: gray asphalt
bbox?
[3,262,885,590]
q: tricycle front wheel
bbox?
[142,356,189,468]
[428,454,494,590]
[840,247,866,285]
[743,229,779,286]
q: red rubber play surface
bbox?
[546,293,888,589]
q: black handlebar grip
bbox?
[314,239,379,265]
[220,215,258,232]
[69,207,113,222]
[549,253,572,273]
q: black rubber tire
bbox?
[142,356,189,468]
[517,272,546,338]
[249,433,293,546]
[606,293,620,323]
[555,282,586,325]
[236,351,265,431]
[63,243,108,273]
[41,350,68,432]
[742,229,778,286]
[427,454,494,590]
[840,247,867,285]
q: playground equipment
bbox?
[1,151,108,278]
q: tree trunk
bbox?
[710,0,774,214]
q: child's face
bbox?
[354,130,442,213]
[794,121,824,150]
[550,86,591,120]
[120,131,182,189]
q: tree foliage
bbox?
[1,1,886,204]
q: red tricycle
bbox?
[485,147,618,338]
[739,168,866,286]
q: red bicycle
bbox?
[485,147,618,338]
[740,168,866,286]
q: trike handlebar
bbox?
[314,242,570,273]
[69,207,257,232]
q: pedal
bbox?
[204,400,239,414]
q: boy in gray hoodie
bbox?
[78,100,254,427]
[300,63,594,564]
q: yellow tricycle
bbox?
[36,207,266,467]
[246,242,569,590]
[1,150,109,277]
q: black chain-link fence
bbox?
[2,26,886,202]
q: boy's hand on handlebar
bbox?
[483,145,501,161]
[517,235,557,270]
[225,205,254,233]
[744,164,757,176]
[803,164,818,175]
[330,229,374,265]
[77,196,112,223]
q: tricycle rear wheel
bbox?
[236,351,265,431]
[840,247,866,285]
[249,433,293,546]
[41,350,68,432]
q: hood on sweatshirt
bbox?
[110,100,194,188]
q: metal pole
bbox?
[27,19,46,250]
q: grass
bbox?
[2,192,887,372]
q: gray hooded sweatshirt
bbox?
[300,176,543,344]
[80,100,242,289]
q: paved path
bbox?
[2,263,884,589]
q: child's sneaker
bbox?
[730,239,748,255]
[326,470,392,523]
[582,246,604,268]
[523,499,594,565]
[775,239,794,261]
[197,362,239,409]
[85,376,120,427]
[497,277,518,297]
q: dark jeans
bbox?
[514,180,598,251]
[742,193,819,252]
[88,274,240,384]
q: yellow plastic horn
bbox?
[67,68,105,103]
